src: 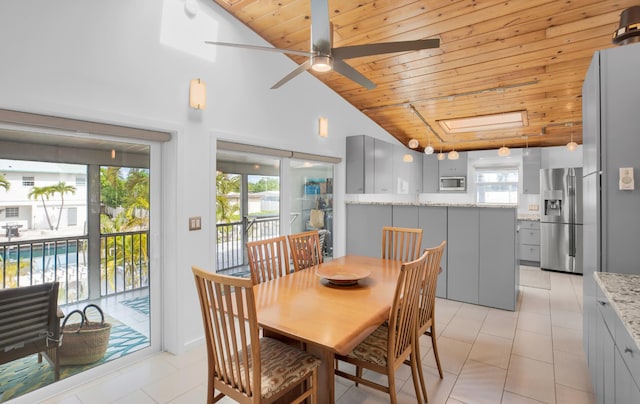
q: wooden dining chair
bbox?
[381,226,423,261]
[192,266,321,404]
[288,230,323,271]
[246,236,291,285]
[334,251,428,404]
[412,240,447,403]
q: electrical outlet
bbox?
[189,216,201,231]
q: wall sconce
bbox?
[318,117,328,138]
[111,149,116,159]
[189,78,206,110]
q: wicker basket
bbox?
[58,304,111,366]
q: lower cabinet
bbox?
[346,203,517,310]
[593,282,640,403]
[518,220,540,265]
[346,204,392,257]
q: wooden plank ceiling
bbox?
[211,0,637,152]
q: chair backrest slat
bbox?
[387,250,428,361]
[381,226,423,262]
[417,241,447,334]
[246,236,291,284]
[192,267,261,399]
[288,230,323,271]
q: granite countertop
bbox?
[517,213,540,221]
[344,201,516,208]
[595,272,640,350]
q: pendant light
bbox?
[408,138,419,149]
[567,132,578,151]
[448,149,459,160]
[437,145,445,160]
[498,144,510,156]
[424,138,434,155]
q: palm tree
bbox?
[216,172,240,223]
[29,186,54,230]
[0,173,9,191]
[49,181,76,230]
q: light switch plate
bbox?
[619,167,634,190]
[189,216,202,231]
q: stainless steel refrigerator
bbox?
[540,167,583,273]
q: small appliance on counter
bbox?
[540,167,583,273]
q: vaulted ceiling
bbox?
[211,0,637,153]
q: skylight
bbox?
[438,111,528,134]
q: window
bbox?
[22,176,34,186]
[476,168,519,205]
[5,207,19,217]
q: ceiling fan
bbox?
[205,0,440,90]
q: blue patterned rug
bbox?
[119,295,150,316]
[0,322,149,402]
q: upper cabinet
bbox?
[393,146,422,194]
[439,152,468,177]
[422,155,439,193]
[346,135,421,194]
[346,135,374,194]
[522,147,541,194]
[373,139,393,193]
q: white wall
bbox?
[0,0,394,366]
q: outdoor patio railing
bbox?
[0,230,149,304]
[216,215,279,271]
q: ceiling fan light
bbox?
[448,150,459,160]
[424,145,434,155]
[408,138,419,149]
[498,146,511,156]
[567,141,578,151]
[311,55,333,72]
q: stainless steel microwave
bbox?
[439,176,466,191]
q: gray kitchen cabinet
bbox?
[417,206,448,298]
[593,280,640,403]
[391,205,419,229]
[479,208,517,311]
[582,43,640,382]
[346,204,392,257]
[522,148,541,194]
[422,154,439,193]
[518,220,540,265]
[345,135,374,194]
[447,207,479,304]
[374,139,393,193]
[438,151,468,177]
[393,146,422,194]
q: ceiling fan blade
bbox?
[205,41,313,57]
[310,0,331,53]
[332,38,440,59]
[333,59,376,90]
[271,60,312,89]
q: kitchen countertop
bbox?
[345,201,516,208]
[595,272,640,350]
[517,213,540,221]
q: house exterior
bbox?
[0,160,87,236]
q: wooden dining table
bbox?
[253,255,403,404]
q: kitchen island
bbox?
[346,202,518,311]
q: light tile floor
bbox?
[41,267,594,404]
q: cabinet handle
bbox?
[625,347,634,356]
[597,300,607,306]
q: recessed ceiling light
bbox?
[438,111,528,134]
